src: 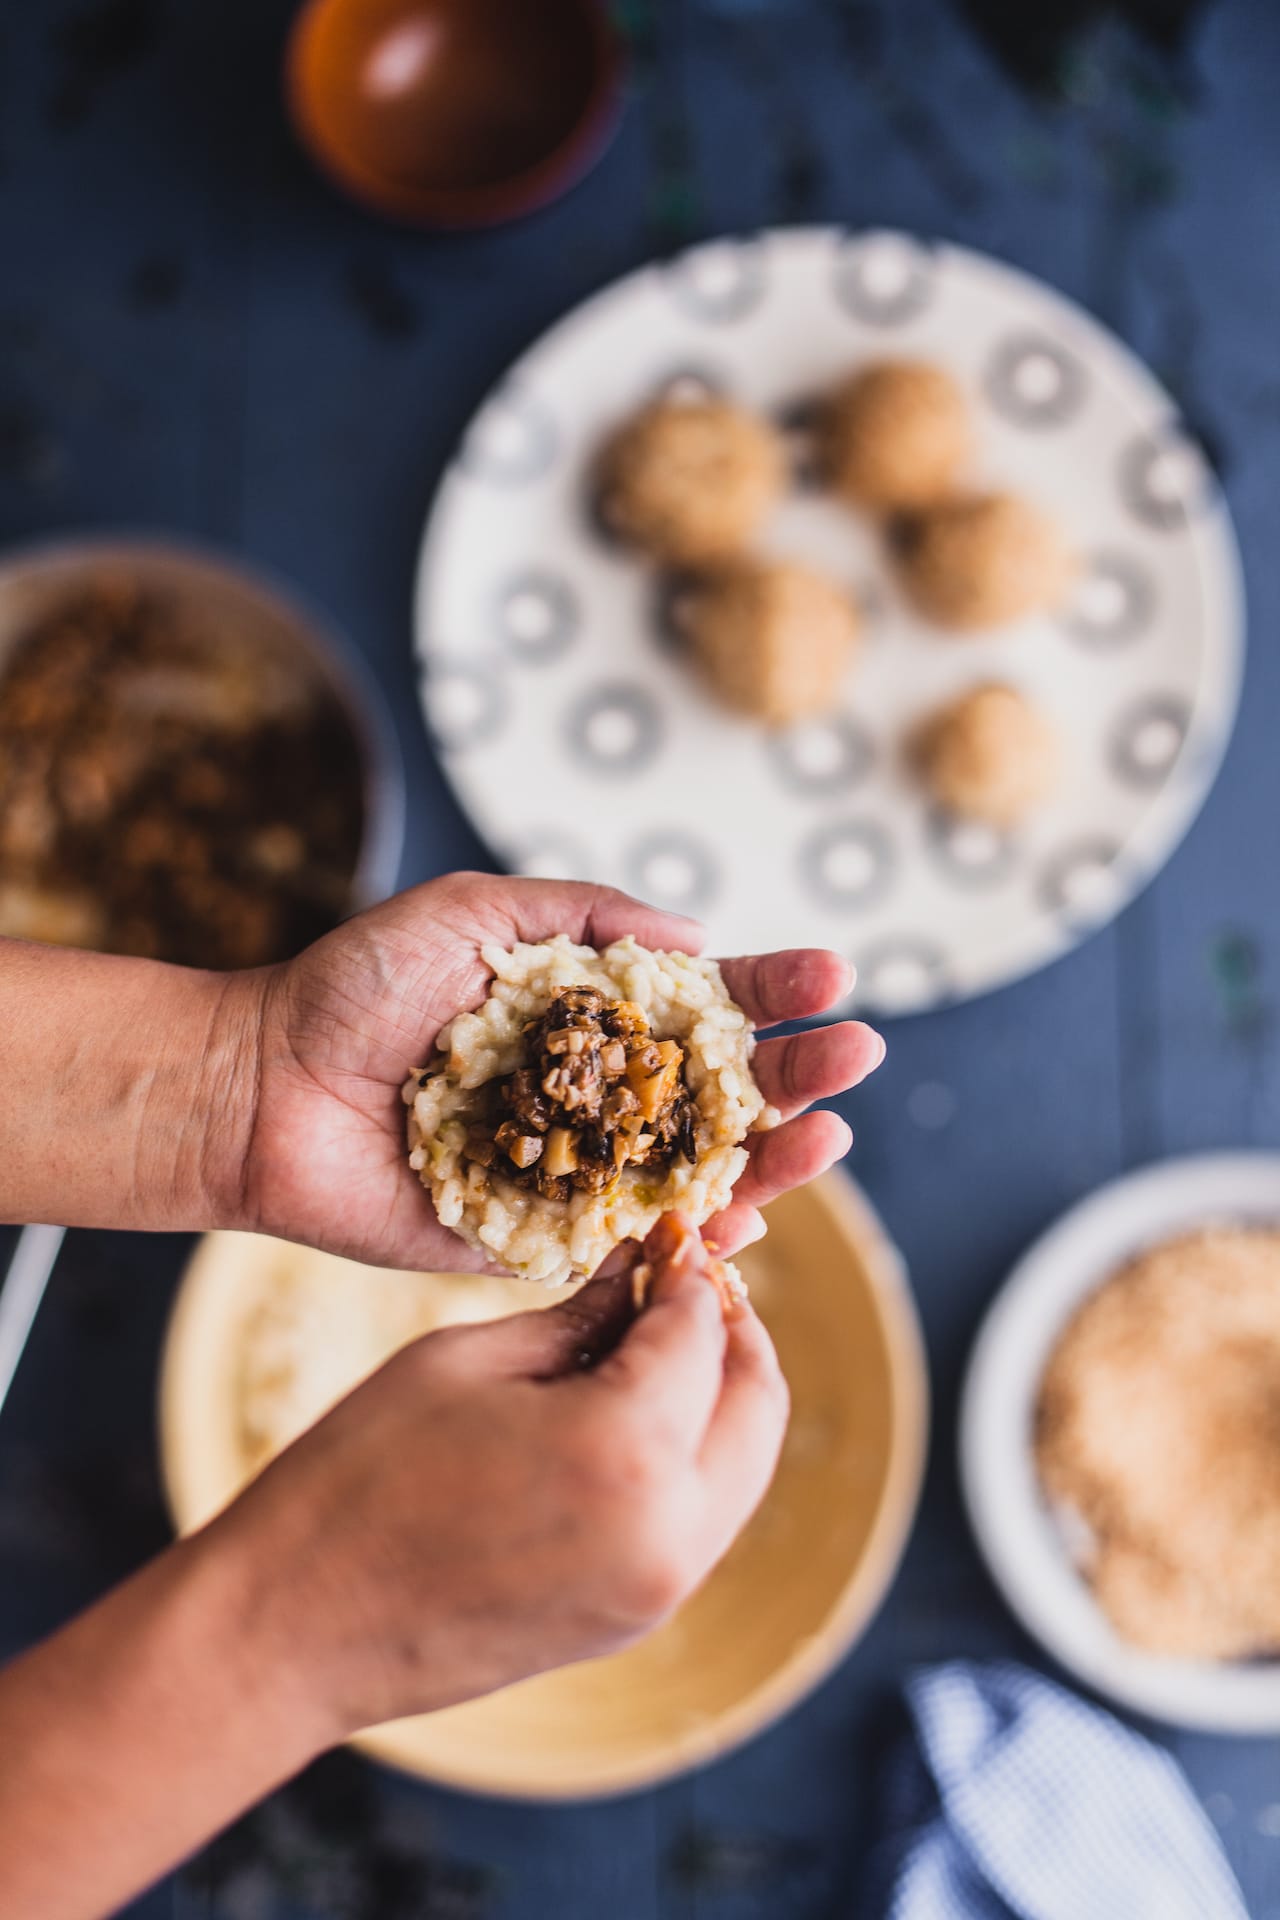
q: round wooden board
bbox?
[159,1171,927,1799]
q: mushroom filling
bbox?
[461,986,701,1202]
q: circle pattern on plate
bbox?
[1039,837,1123,926]
[461,385,558,485]
[854,937,951,1015]
[507,831,595,882]
[498,570,578,664]
[767,715,876,796]
[927,810,1017,889]
[417,229,1245,1017]
[1060,550,1155,649]
[985,331,1087,429]
[666,238,768,325]
[1119,425,1217,530]
[625,831,720,912]
[1109,694,1192,790]
[565,682,663,777]
[426,661,506,751]
[832,230,937,327]
[801,819,895,912]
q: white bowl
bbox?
[960,1152,1280,1734]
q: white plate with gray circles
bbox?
[415,227,1244,1017]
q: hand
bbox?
[206,1211,790,1735]
[0,1214,786,1920]
[230,872,885,1270]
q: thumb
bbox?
[446,1265,639,1381]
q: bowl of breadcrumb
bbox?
[0,537,404,966]
[961,1153,1280,1733]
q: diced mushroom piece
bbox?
[496,1122,543,1169]
[560,987,606,1015]
[546,1027,589,1055]
[465,1129,498,1168]
[543,1127,580,1178]
[603,1084,640,1126]
[627,1038,684,1122]
[609,1000,648,1036]
[482,986,695,1200]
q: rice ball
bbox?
[678,559,860,727]
[595,393,785,566]
[403,935,774,1287]
[823,359,970,513]
[894,491,1073,631]
[913,683,1060,827]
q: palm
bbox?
[243,873,883,1273]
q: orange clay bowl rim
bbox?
[284,0,625,228]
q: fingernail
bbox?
[874,1032,888,1068]
[645,1211,695,1263]
[643,1212,707,1296]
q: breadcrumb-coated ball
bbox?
[678,560,860,727]
[913,683,1059,827]
[1034,1228,1280,1660]
[895,491,1072,631]
[595,394,785,566]
[823,359,971,513]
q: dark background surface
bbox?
[2,0,1279,1914]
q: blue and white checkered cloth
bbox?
[871,1662,1249,1920]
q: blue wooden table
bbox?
[2,1,1279,1913]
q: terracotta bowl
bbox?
[159,1172,928,1799]
[286,0,623,227]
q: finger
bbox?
[700,1203,766,1259]
[719,951,853,1029]
[729,1110,853,1212]
[490,877,706,957]
[321,1139,505,1274]
[589,1213,727,1445]
[578,886,706,957]
[696,1304,790,1555]
[446,1267,637,1380]
[752,1022,885,1122]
